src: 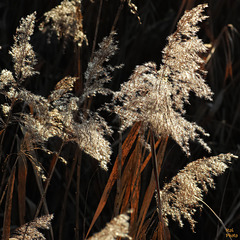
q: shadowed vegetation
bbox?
[0,1,240,240]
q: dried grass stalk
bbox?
[9,12,38,82]
[88,212,132,240]
[114,4,212,156]
[160,153,238,230]
[10,214,54,240]
[39,0,87,47]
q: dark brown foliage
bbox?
[0,1,240,240]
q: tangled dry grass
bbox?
[0,1,239,239]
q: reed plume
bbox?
[0,2,238,240]
[160,153,238,230]
[1,13,117,171]
[88,212,132,240]
[39,0,87,47]
[10,214,53,240]
[114,4,212,155]
[9,12,38,82]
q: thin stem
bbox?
[59,148,79,240]
[114,129,122,216]
[34,144,63,218]
[150,130,166,239]
[196,197,232,240]
[75,150,82,240]
[150,130,161,217]
[91,0,103,61]
[111,1,124,32]
[83,168,99,239]
[215,168,231,239]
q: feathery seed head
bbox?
[114,4,212,156]
[88,212,132,240]
[160,153,238,230]
[10,214,54,240]
[39,0,87,47]
[9,12,38,81]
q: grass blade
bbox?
[86,122,141,238]
[17,155,27,225]
[2,165,16,240]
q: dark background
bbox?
[0,0,240,239]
